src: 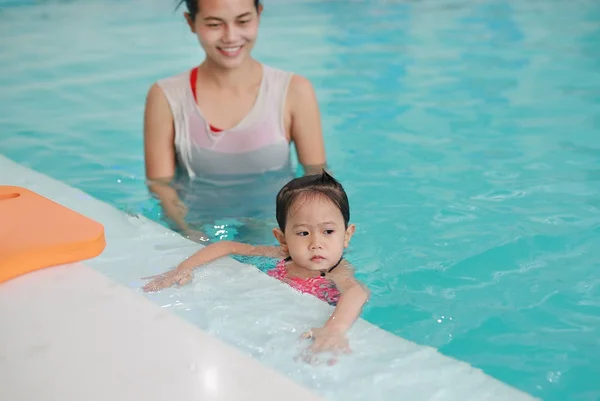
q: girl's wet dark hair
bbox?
[177,0,261,20]
[276,170,350,231]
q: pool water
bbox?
[2,0,600,400]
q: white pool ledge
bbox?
[0,154,539,401]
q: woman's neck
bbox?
[198,57,262,91]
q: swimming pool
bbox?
[2,0,599,400]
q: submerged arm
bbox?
[146,178,189,230]
[142,241,284,292]
[143,83,192,233]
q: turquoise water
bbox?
[2,0,600,400]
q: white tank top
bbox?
[156,64,294,185]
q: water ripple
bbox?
[2,0,600,400]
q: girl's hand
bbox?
[302,326,351,355]
[141,266,193,292]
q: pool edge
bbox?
[0,154,541,401]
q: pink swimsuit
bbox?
[267,259,341,305]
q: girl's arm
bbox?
[142,241,284,292]
[322,262,370,334]
[302,261,369,355]
[303,261,369,354]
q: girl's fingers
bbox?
[178,273,192,286]
[140,274,163,280]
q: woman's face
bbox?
[185,0,261,69]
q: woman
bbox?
[143,0,328,242]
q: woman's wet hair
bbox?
[177,0,261,20]
[276,170,350,231]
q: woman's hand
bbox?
[141,266,194,292]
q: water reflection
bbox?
[152,168,294,245]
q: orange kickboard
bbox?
[0,186,106,284]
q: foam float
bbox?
[0,186,106,284]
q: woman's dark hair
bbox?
[177,0,261,20]
[276,170,350,231]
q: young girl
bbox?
[142,171,370,354]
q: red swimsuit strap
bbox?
[189,66,222,133]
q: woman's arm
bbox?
[146,178,190,231]
[287,75,329,176]
[142,241,284,292]
[143,83,191,232]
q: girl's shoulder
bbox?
[331,259,356,275]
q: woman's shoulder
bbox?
[146,68,194,109]
[261,64,317,108]
[261,63,312,87]
[261,63,294,76]
[155,68,193,90]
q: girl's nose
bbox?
[309,236,323,249]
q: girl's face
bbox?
[273,196,356,272]
[185,0,261,69]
